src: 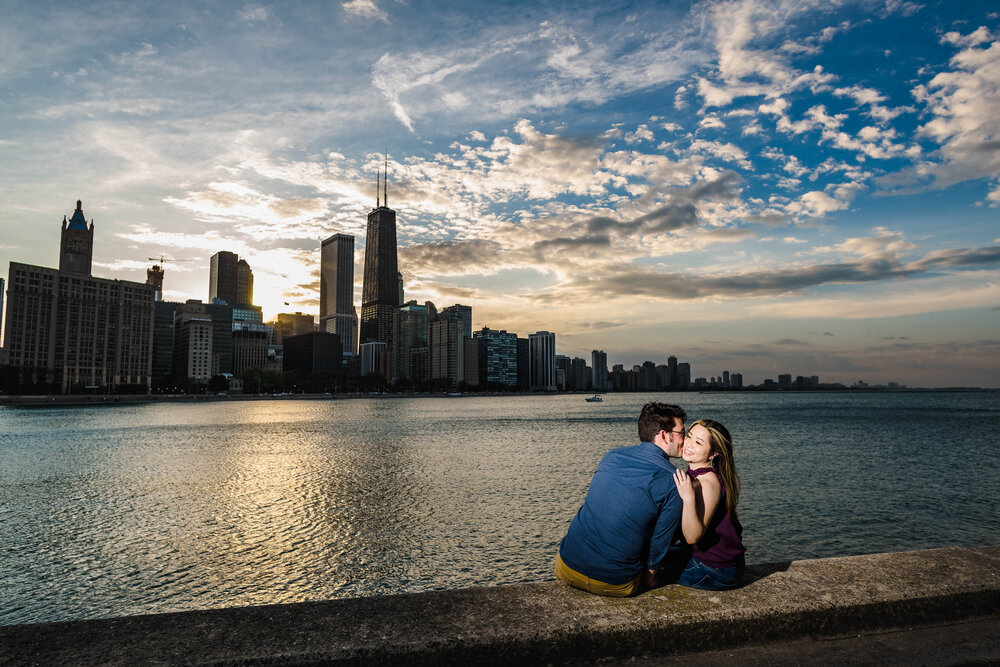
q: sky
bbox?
[1,0,998,387]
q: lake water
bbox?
[1,391,998,626]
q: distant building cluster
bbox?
[0,192,903,395]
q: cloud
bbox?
[773,338,808,345]
[816,228,916,259]
[787,190,848,217]
[624,124,655,143]
[238,5,271,23]
[879,31,1000,199]
[692,0,837,109]
[398,240,504,276]
[342,0,388,22]
[550,242,1000,303]
[941,26,991,48]
[368,9,707,132]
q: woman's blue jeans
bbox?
[675,555,745,591]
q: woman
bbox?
[671,419,746,590]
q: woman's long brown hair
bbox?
[691,419,741,522]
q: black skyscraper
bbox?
[360,163,399,346]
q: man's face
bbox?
[662,419,686,457]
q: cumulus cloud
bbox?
[787,190,847,217]
[625,124,655,143]
[941,26,991,48]
[879,29,1000,200]
[342,0,388,22]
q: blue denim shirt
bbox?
[559,441,682,585]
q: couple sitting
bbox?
[556,402,744,596]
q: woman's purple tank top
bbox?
[687,466,746,568]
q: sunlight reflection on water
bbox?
[0,391,997,625]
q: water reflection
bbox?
[0,391,997,625]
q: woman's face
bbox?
[682,424,714,465]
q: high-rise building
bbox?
[236,259,253,306]
[209,251,239,305]
[441,304,472,339]
[591,350,609,391]
[283,332,342,376]
[667,355,678,389]
[360,167,399,347]
[151,301,178,388]
[4,201,154,392]
[516,337,530,390]
[778,373,792,390]
[555,354,570,390]
[0,276,5,348]
[463,336,479,387]
[359,340,388,377]
[429,307,467,388]
[528,331,556,391]
[320,233,357,356]
[392,301,429,383]
[173,313,214,382]
[570,357,591,391]
[232,323,269,378]
[640,361,657,391]
[474,327,518,388]
[676,362,691,389]
[58,200,94,275]
[271,312,315,345]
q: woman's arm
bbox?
[673,469,722,544]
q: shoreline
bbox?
[1,386,995,407]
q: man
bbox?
[555,402,686,596]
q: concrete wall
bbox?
[1,545,997,666]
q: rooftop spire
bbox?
[67,199,90,231]
[376,166,381,208]
[383,150,388,208]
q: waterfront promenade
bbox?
[2,545,997,665]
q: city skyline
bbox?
[1,1,998,387]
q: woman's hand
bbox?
[674,468,695,505]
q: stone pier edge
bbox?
[1,545,998,666]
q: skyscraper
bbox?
[236,259,253,306]
[392,301,429,383]
[0,277,5,348]
[591,350,609,391]
[474,327,518,388]
[528,331,557,391]
[360,162,399,347]
[320,233,357,356]
[441,304,472,339]
[209,251,239,305]
[429,306,467,388]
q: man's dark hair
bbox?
[637,402,687,443]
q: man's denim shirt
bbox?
[559,441,682,585]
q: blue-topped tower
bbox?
[59,199,94,275]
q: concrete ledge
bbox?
[2,545,998,666]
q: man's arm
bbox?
[645,475,683,571]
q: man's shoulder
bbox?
[600,443,645,463]
[601,443,676,471]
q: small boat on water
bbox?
[585,395,603,402]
